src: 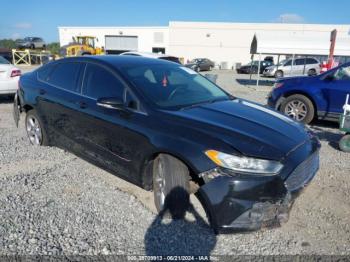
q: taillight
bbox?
[11,69,21,77]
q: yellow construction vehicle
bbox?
[59,36,103,57]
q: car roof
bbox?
[53,55,179,68]
[120,51,176,59]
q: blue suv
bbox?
[268,62,350,124]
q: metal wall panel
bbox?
[105,35,138,51]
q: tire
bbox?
[209,66,213,71]
[307,69,317,76]
[280,94,315,124]
[25,109,49,146]
[30,44,35,49]
[153,154,190,219]
[195,67,200,72]
[42,45,46,50]
[339,134,350,152]
[275,70,284,78]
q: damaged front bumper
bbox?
[196,172,292,233]
[196,146,319,233]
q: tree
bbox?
[0,39,17,49]
[46,42,60,55]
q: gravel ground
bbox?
[0,70,349,256]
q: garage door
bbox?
[105,35,138,53]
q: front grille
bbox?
[285,151,319,192]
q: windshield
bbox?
[0,56,10,64]
[119,64,230,109]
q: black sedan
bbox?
[237,60,273,74]
[185,58,215,72]
[14,56,320,233]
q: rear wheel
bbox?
[339,134,350,152]
[307,69,317,76]
[280,94,315,124]
[25,110,48,146]
[153,154,190,218]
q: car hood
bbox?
[166,99,308,160]
[278,75,315,83]
[185,63,197,67]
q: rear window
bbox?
[37,63,55,82]
[47,62,82,92]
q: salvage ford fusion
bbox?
[14,56,320,233]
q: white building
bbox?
[58,21,350,68]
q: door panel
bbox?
[77,62,151,184]
[323,65,350,114]
[36,61,84,147]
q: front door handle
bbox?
[78,101,87,109]
[39,89,46,95]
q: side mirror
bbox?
[324,74,335,81]
[97,97,124,110]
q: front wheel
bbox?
[280,95,315,124]
[339,134,350,152]
[275,70,284,78]
[25,110,48,146]
[153,154,190,219]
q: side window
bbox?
[284,60,292,66]
[83,63,124,99]
[334,65,350,81]
[47,62,82,92]
[295,59,305,66]
[306,58,318,64]
[37,63,56,82]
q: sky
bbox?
[0,0,349,43]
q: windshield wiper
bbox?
[179,98,228,110]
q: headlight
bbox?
[273,82,284,89]
[205,150,283,175]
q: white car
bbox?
[120,51,181,64]
[0,56,21,95]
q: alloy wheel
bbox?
[154,159,166,209]
[26,116,42,145]
[284,100,308,121]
